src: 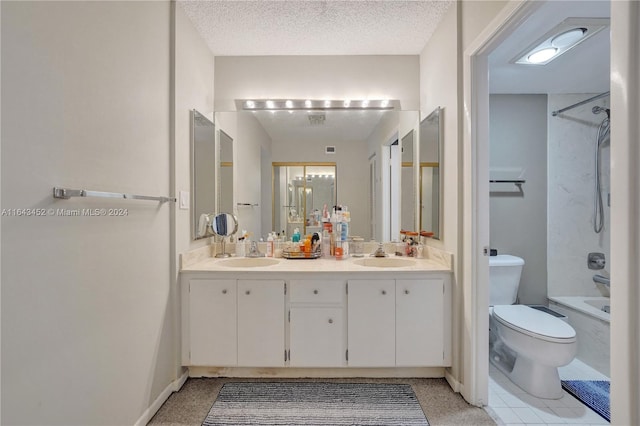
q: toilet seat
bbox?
[493,305,576,343]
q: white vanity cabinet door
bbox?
[289,307,344,367]
[189,279,237,366]
[347,279,396,366]
[237,280,286,367]
[396,279,445,366]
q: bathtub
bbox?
[547,296,610,377]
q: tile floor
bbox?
[485,359,610,425]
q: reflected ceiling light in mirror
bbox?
[237,99,396,110]
[512,18,608,66]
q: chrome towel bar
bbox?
[53,187,176,203]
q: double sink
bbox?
[216,256,416,268]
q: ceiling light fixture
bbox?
[527,48,558,64]
[237,99,396,110]
[513,18,608,66]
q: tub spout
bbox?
[593,274,610,287]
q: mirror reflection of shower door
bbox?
[272,163,336,237]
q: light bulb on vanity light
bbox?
[361,100,370,108]
[266,100,275,109]
[285,100,293,108]
[245,100,255,109]
[305,100,312,108]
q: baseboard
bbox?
[135,369,189,426]
[444,369,461,393]
[188,366,446,378]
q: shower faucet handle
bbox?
[588,252,606,270]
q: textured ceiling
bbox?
[178,0,453,56]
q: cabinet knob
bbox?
[405,289,410,295]
[381,290,387,295]
[245,290,251,295]
[222,289,227,294]
[328,319,333,324]
[313,289,319,294]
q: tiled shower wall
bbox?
[547,94,611,297]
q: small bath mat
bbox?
[202,382,429,425]
[561,380,610,422]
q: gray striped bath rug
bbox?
[202,382,429,425]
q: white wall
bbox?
[547,94,610,298]
[214,56,420,111]
[489,94,548,305]
[173,1,215,386]
[1,2,174,424]
[419,1,462,385]
[174,3,215,252]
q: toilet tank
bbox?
[489,255,524,305]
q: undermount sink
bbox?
[218,257,281,268]
[352,257,416,268]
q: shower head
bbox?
[592,106,611,118]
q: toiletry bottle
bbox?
[236,230,247,257]
[304,235,311,257]
[292,227,301,243]
[267,232,274,257]
[322,229,331,258]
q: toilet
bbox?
[489,255,577,399]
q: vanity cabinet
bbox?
[182,265,452,373]
[237,280,286,367]
[396,279,446,366]
[288,280,345,367]
[347,279,396,366]
[188,279,237,366]
[347,278,448,367]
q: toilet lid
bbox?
[493,305,576,342]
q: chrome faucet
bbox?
[246,241,265,258]
[372,243,388,258]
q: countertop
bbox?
[181,255,451,273]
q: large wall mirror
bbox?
[193,109,424,242]
[419,106,443,240]
[191,109,216,240]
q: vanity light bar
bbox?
[240,99,397,110]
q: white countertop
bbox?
[181,255,450,273]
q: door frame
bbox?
[465,2,640,423]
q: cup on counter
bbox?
[349,237,364,257]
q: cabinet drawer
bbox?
[290,280,345,304]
